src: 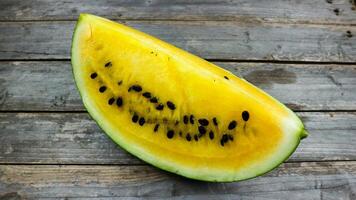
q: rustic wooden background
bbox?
[0,0,356,199]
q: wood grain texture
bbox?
[0,21,355,61]
[1,0,356,25]
[1,61,355,111]
[0,1,355,199]
[0,162,355,199]
[0,112,355,164]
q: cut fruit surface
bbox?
[71,14,307,182]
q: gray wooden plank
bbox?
[1,61,355,111]
[1,0,356,25]
[0,112,355,164]
[0,162,355,199]
[0,21,355,61]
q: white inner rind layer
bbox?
[71,14,306,182]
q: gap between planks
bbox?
[0,160,355,166]
[1,59,356,65]
[1,110,356,113]
[1,18,356,27]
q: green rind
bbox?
[301,130,309,139]
[71,13,307,182]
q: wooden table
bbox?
[1,1,356,199]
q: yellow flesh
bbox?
[72,14,306,181]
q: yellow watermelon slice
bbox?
[71,14,308,182]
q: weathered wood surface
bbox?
[0,21,355,62]
[0,112,355,164]
[1,1,355,198]
[0,162,355,199]
[1,61,355,111]
[1,0,356,25]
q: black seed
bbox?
[139,117,145,126]
[194,134,198,141]
[186,133,191,141]
[90,72,97,79]
[142,92,151,98]
[209,131,214,140]
[213,117,218,126]
[190,115,195,124]
[220,139,225,146]
[166,101,176,110]
[222,134,229,143]
[175,121,179,126]
[242,111,249,121]
[105,62,112,67]
[154,124,159,132]
[108,98,115,105]
[224,76,229,80]
[198,118,209,126]
[228,120,237,130]
[99,86,107,93]
[150,97,158,103]
[183,115,189,124]
[156,103,164,110]
[220,134,229,146]
[179,131,182,137]
[131,85,142,92]
[132,114,139,123]
[198,126,206,135]
[228,135,234,141]
[118,80,123,85]
[116,97,123,107]
[167,130,174,139]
